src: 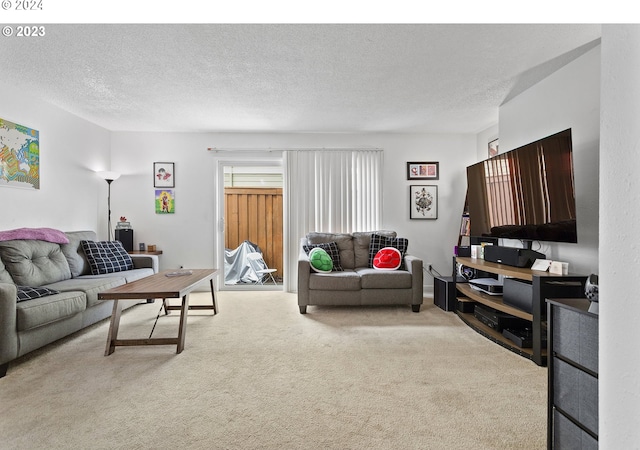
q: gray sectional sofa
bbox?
[298,231,423,314]
[0,229,158,377]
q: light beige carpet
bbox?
[0,292,547,449]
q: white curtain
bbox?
[283,149,383,291]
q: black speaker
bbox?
[483,246,545,268]
[503,278,533,313]
[114,229,134,252]
[434,276,456,311]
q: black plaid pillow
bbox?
[16,285,60,302]
[368,234,409,269]
[303,241,343,271]
[81,240,134,275]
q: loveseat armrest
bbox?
[404,255,424,306]
[130,254,159,274]
[0,283,19,368]
[297,252,311,313]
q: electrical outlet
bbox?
[428,264,433,272]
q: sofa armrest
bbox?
[130,254,159,273]
[404,255,424,305]
[0,283,19,366]
[297,250,311,310]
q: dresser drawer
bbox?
[552,305,598,373]
[554,357,598,435]
[553,408,598,450]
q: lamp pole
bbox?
[106,178,113,241]
[97,171,121,241]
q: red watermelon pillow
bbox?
[373,247,402,270]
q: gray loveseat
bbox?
[0,229,158,377]
[298,231,423,314]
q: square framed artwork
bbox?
[410,185,437,219]
[407,161,439,180]
[154,162,174,187]
[155,189,175,214]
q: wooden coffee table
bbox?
[98,269,218,356]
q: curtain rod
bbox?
[207,147,383,152]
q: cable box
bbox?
[474,304,528,332]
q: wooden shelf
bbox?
[456,310,547,361]
[457,283,532,321]
[456,257,547,280]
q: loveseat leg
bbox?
[411,304,421,313]
[299,305,307,314]
[0,362,8,378]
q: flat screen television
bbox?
[466,128,577,244]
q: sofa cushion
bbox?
[308,270,361,291]
[368,234,408,269]
[357,267,413,289]
[47,276,126,307]
[16,285,61,302]
[62,231,98,277]
[307,232,355,269]
[303,242,343,271]
[81,240,134,275]
[352,231,396,268]
[0,258,14,283]
[76,267,154,283]
[0,240,72,286]
[372,247,402,270]
[308,247,333,273]
[16,290,86,331]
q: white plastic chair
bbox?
[246,252,278,285]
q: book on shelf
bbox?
[460,215,470,236]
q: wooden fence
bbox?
[224,187,283,280]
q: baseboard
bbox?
[423,284,433,299]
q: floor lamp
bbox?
[97,171,121,241]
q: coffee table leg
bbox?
[210,279,218,314]
[105,299,123,356]
[176,294,190,353]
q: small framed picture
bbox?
[155,189,175,214]
[154,162,174,188]
[488,138,499,158]
[407,161,439,180]
[410,185,437,220]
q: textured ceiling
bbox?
[2,24,601,133]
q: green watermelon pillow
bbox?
[373,247,402,270]
[308,247,333,273]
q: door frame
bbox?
[214,154,284,291]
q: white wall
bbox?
[0,82,111,235]
[600,25,640,448]
[496,45,601,276]
[110,132,477,290]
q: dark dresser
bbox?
[547,298,598,449]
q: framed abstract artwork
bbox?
[407,161,439,180]
[154,162,174,188]
[410,185,437,219]
[0,117,40,190]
